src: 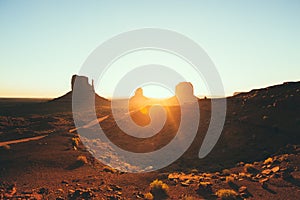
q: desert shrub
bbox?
[72,137,80,147]
[144,192,154,200]
[76,155,88,165]
[190,169,198,174]
[150,179,169,199]
[197,181,212,194]
[244,163,258,174]
[222,169,231,176]
[216,189,238,200]
[225,176,234,184]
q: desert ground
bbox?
[0,81,299,199]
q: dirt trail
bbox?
[69,115,110,133]
[0,135,47,146]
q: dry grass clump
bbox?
[215,189,238,200]
[149,179,169,200]
[144,192,154,200]
[76,155,88,165]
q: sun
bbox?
[140,106,149,115]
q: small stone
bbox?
[271,166,280,173]
[239,186,247,193]
[107,186,113,192]
[110,184,122,191]
[256,174,262,179]
[103,166,117,173]
[180,181,190,187]
[263,157,273,165]
[240,192,250,198]
[57,189,64,193]
[68,189,75,193]
[168,173,180,180]
[259,178,269,184]
[262,169,272,175]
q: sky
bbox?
[0,0,299,98]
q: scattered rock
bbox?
[103,166,117,173]
[109,184,122,191]
[68,188,94,199]
[263,157,273,165]
[262,169,272,175]
[57,188,64,193]
[271,166,280,173]
[238,186,247,193]
[4,184,17,198]
[180,180,190,187]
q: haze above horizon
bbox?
[0,1,299,98]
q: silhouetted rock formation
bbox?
[129,88,149,111]
[50,75,109,109]
[71,75,95,92]
[175,82,196,103]
[128,82,197,110]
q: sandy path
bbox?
[0,135,47,147]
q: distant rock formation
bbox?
[71,75,94,92]
[71,75,97,110]
[175,82,195,103]
[128,87,150,113]
[128,82,197,110]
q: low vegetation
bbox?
[144,192,154,200]
[149,179,169,200]
[71,137,80,149]
[215,189,238,200]
[197,181,213,198]
[76,155,88,165]
[244,163,259,174]
[225,176,234,184]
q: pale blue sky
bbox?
[0,0,299,98]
